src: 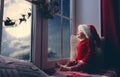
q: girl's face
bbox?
[76,30,86,39]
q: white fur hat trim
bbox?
[77,24,92,39]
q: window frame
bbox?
[40,0,76,69]
[0,0,4,54]
[0,0,76,70]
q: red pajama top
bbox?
[75,39,92,62]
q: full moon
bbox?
[4,20,31,38]
[3,0,31,38]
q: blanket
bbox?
[0,55,49,77]
[51,69,117,77]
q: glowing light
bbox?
[3,0,31,38]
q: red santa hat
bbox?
[77,24,92,39]
[77,24,101,47]
[88,24,101,47]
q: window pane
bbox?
[48,15,61,60]
[57,0,61,14]
[48,0,70,60]
[1,0,32,60]
[63,0,70,17]
[62,18,70,58]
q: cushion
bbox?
[70,35,79,61]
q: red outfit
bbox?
[75,39,92,62]
[65,39,94,71]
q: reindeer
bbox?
[19,14,27,24]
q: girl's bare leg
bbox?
[56,62,71,71]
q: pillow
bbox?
[70,35,79,61]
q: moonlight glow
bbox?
[3,0,31,38]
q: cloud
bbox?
[48,47,59,60]
[9,39,30,49]
[9,48,30,59]
[1,0,32,60]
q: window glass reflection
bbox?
[63,0,70,17]
[48,15,61,60]
[62,18,70,58]
[57,0,61,14]
[48,0,70,60]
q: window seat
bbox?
[48,35,118,77]
[49,68,117,77]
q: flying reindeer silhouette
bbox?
[27,8,32,19]
[3,8,32,26]
[19,14,27,24]
[27,12,31,19]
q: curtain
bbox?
[101,0,120,68]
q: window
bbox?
[1,0,32,61]
[48,0,70,60]
[0,0,75,69]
